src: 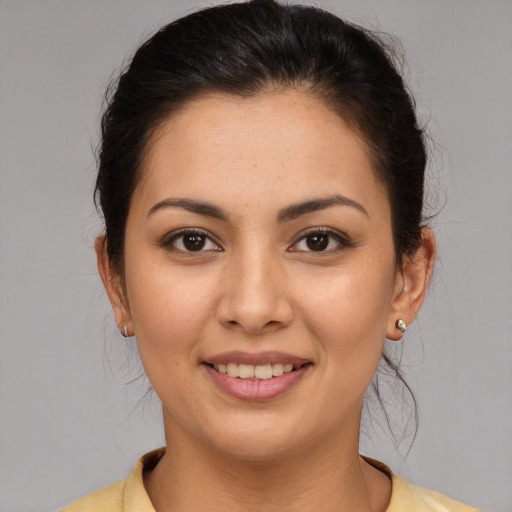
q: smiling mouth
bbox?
[206,362,308,380]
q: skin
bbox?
[97,90,436,511]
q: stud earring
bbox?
[396,319,407,334]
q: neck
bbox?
[144,417,391,512]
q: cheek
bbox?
[123,266,222,420]
[300,275,391,416]
[125,264,219,363]
[298,261,395,372]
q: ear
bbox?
[95,235,132,335]
[386,228,436,341]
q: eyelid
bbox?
[288,227,352,252]
[161,227,223,252]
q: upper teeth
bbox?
[213,363,294,380]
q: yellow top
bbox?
[62,448,482,512]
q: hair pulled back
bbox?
[97,0,428,446]
[96,0,426,274]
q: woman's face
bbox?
[103,91,419,460]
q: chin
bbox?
[194,408,341,463]
[209,430,303,462]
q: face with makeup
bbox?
[98,90,434,461]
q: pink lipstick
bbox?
[203,351,312,401]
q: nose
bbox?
[216,247,294,334]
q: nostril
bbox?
[217,293,294,333]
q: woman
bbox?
[63,1,480,510]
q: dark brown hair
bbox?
[96,0,427,447]
[96,0,426,274]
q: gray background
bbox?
[1,1,511,511]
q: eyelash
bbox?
[161,227,351,254]
[290,228,351,254]
[161,228,222,253]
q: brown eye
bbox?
[291,229,348,253]
[165,230,221,253]
[183,234,206,251]
[306,233,329,251]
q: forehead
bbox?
[135,90,389,220]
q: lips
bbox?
[203,351,312,401]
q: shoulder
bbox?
[363,456,482,512]
[390,477,483,512]
[60,448,164,512]
[60,480,125,511]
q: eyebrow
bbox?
[147,198,229,221]
[147,194,368,222]
[277,194,369,222]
